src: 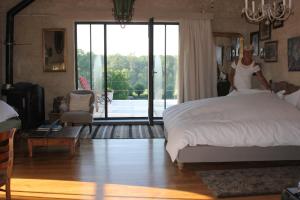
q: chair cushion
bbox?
[69,93,91,112]
[61,111,93,124]
[79,76,91,90]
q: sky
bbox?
[77,24,179,56]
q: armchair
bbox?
[60,90,94,133]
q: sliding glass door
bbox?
[76,24,105,118]
[153,25,179,117]
[106,25,149,117]
[75,22,178,120]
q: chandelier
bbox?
[112,0,135,25]
[242,0,293,24]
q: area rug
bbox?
[80,124,165,139]
[198,166,300,198]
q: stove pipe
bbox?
[4,0,35,89]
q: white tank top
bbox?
[231,60,260,90]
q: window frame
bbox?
[74,21,179,121]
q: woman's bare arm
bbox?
[229,68,237,90]
[256,71,271,90]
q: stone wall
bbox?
[0,0,256,116]
[258,0,300,85]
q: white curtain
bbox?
[178,19,217,103]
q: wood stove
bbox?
[2,82,45,130]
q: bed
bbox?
[0,118,21,133]
[163,81,300,169]
[0,99,21,133]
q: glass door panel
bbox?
[77,25,91,89]
[153,25,179,117]
[107,25,149,117]
[91,25,105,118]
[153,25,165,117]
[166,25,179,109]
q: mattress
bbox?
[163,90,300,161]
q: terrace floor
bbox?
[93,99,177,118]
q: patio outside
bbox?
[93,99,177,118]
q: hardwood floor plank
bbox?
[0,139,293,200]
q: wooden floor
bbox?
[1,138,295,200]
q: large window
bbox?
[75,22,178,119]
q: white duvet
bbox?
[163,90,300,162]
[0,100,19,123]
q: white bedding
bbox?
[0,100,19,123]
[163,90,300,162]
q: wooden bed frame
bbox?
[165,81,300,169]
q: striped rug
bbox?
[79,125,165,139]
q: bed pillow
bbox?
[0,100,19,123]
[276,90,286,100]
[284,89,300,109]
[69,93,91,112]
[228,89,269,97]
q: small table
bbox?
[28,126,81,157]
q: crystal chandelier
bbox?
[242,0,293,24]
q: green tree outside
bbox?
[134,83,145,96]
[77,50,178,100]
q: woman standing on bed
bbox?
[229,45,270,91]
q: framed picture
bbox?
[273,1,284,29]
[235,37,240,57]
[231,47,236,60]
[216,46,223,66]
[273,20,284,29]
[43,28,66,72]
[264,41,278,62]
[260,47,265,59]
[225,46,232,61]
[250,31,259,56]
[259,20,271,41]
[288,36,300,71]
